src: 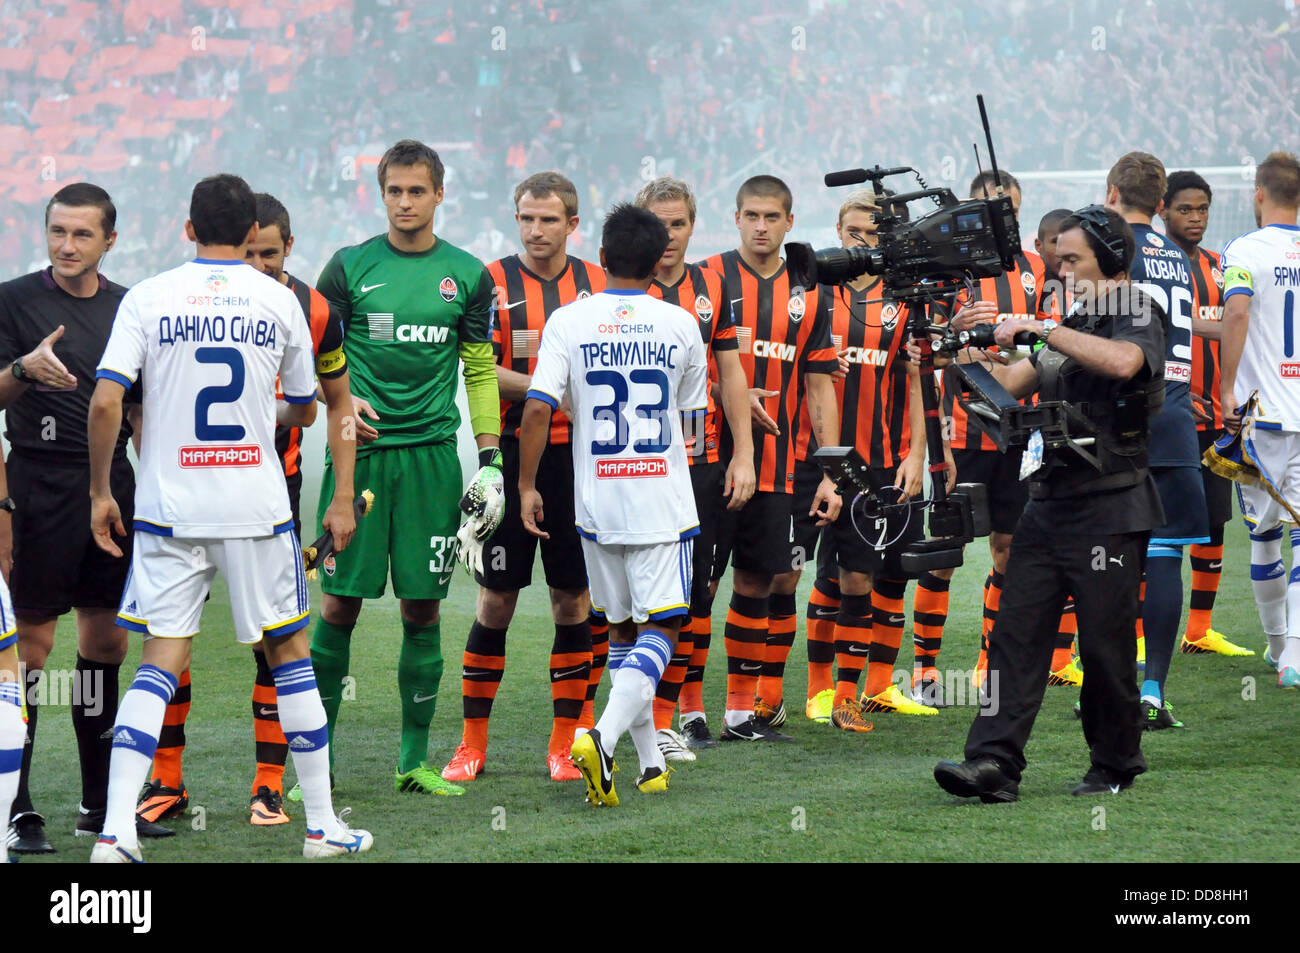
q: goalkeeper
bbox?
[309,140,503,797]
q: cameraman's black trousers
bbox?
[964,505,1149,784]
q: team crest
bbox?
[695,294,713,323]
[206,271,228,293]
[439,277,458,302]
[323,555,336,577]
[1212,267,1224,288]
[577,289,591,299]
[880,303,899,330]
[1147,233,1165,248]
[1019,270,1037,295]
[788,291,805,322]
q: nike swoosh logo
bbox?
[730,297,745,306]
[360,282,386,293]
[551,666,588,680]
[848,645,868,655]
[810,607,838,619]
[258,706,277,716]
[739,662,762,672]
[413,692,438,703]
[887,614,905,625]
[499,299,528,309]
[462,668,494,679]
[1208,561,1222,569]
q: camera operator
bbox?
[930,205,1166,801]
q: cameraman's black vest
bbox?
[1028,342,1164,500]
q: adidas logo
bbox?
[113,728,136,747]
[288,735,314,750]
[123,601,137,613]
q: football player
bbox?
[136,191,360,826]
[519,203,708,803]
[1159,171,1253,658]
[89,174,370,860]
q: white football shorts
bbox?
[581,536,692,625]
[1237,429,1300,531]
[117,531,310,644]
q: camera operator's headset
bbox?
[1070,204,1129,278]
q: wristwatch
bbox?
[1038,319,1060,349]
[0,497,15,513]
[11,358,29,381]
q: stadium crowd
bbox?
[1,0,1299,863]
[2,0,1298,284]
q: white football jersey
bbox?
[527,290,708,544]
[97,258,316,538]
[1222,224,1300,430]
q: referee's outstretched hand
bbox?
[90,495,126,558]
[24,325,77,390]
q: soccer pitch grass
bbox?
[18,504,1293,863]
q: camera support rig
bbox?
[785,94,1022,572]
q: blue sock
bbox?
[1141,546,1184,696]
[1140,679,1162,706]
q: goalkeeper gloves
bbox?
[456,446,505,576]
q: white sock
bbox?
[105,665,177,850]
[1251,529,1287,647]
[0,681,23,830]
[273,658,336,833]
[628,703,665,775]
[724,709,753,728]
[594,631,671,757]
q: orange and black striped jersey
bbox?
[702,250,837,494]
[489,254,605,444]
[275,272,347,478]
[650,263,737,466]
[796,280,913,470]
[941,249,1048,451]
[1188,246,1225,432]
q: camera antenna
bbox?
[977,94,1003,196]
[973,143,989,197]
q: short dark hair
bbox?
[254,193,291,243]
[969,169,1020,198]
[1165,170,1213,207]
[189,174,257,247]
[736,175,793,214]
[45,182,116,236]
[1256,151,1300,208]
[1037,207,1073,241]
[1107,151,1167,216]
[1059,205,1136,278]
[601,203,669,280]
[377,139,444,191]
[514,171,579,217]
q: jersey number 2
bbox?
[194,346,246,441]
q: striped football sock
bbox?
[105,664,178,850]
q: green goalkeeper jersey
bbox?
[317,234,500,456]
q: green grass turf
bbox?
[18,479,1295,863]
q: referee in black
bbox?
[0,183,166,852]
[930,205,1165,800]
